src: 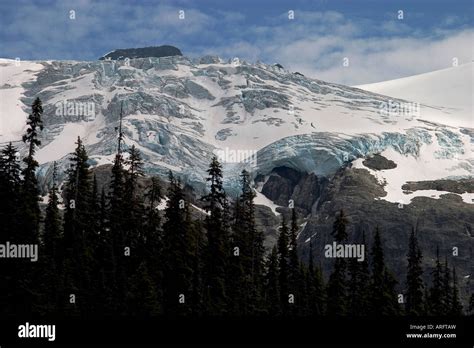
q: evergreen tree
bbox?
[428,246,444,315]
[297,263,309,316]
[88,174,106,315]
[450,267,463,316]
[265,246,280,316]
[142,177,163,312]
[201,156,228,315]
[307,238,325,316]
[468,294,474,315]
[288,208,302,315]
[348,232,370,316]
[188,213,205,316]
[122,145,146,307]
[107,149,128,314]
[63,136,94,316]
[41,162,64,314]
[332,209,348,242]
[236,170,265,314]
[0,143,22,316]
[442,256,452,314]
[20,97,43,243]
[0,143,21,241]
[127,262,160,317]
[326,210,348,316]
[44,162,62,260]
[162,172,193,316]
[382,269,401,316]
[16,98,44,317]
[123,145,145,249]
[277,216,290,314]
[89,174,101,242]
[405,228,424,315]
[369,227,399,316]
[227,199,246,316]
[95,187,116,316]
[289,209,299,281]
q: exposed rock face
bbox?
[402,179,474,194]
[259,166,324,215]
[261,167,303,205]
[99,45,182,60]
[292,173,326,213]
[362,153,397,170]
[295,166,474,303]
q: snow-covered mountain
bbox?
[0,55,472,205]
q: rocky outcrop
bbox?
[362,153,397,170]
[99,45,182,60]
[259,166,325,215]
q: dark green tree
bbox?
[428,246,444,315]
[234,170,265,314]
[20,97,43,243]
[405,228,424,316]
[16,98,44,317]
[124,145,144,248]
[227,199,246,316]
[348,232,370,316]
[288,208,302,315]
[450,267,463,316]
[326,210,349,316]
[369,227,399,316]
[265,246,280,316]
[63,137,93,316]
[162,172,193,316]
[127,262,160,317]
[277,216,290,314]
[468,294,474,315]
[141,176,164,312]
[0,143,21,241]
[106,148,129,315]
[201,156,228,315]
[41,162,64,314]
[0,143,22,316]
[307,238,325,316]
[442,256,452,314]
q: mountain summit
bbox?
[99,45,182,60]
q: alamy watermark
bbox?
[324,242,365,262]
[0,241,38,262]
[55,100,95,121]
[213,147,258,167]
[18,322,55,341]
[379,100,420,117]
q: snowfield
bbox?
[0,56,472,204]
[0,59,44,142]
[356,62,473,128]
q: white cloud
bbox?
[1,4,472,85]
[202,11,473,85]
[277,29,473,85]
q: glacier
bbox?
[0,56,472,203]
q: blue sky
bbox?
[0,0,472,84]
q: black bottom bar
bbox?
[0,316,472,346]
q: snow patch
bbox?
[253,189,281,215]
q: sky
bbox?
[0,0,472,85]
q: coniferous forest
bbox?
[0,98,472,321]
